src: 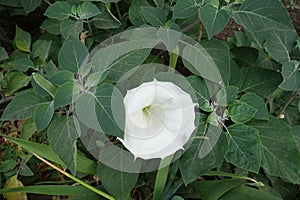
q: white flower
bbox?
[118,79,196,160]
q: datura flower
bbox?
[118,79,196,160]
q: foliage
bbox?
[0,0,300,199]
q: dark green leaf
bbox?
[47,115,80,175]
[234,31,251,47]
[173,0,198,19]
[228,101,257,124]
[248,116,300,184]
[141,6,167,26]
[128,0,149,26]
[20,117,37,140]
[292,125,300,147]
[200,5,229,39]
[58,37,89,72]
[19,163,33,176]
[54,82,81,108]
[0,134,97,174]
[92,4,121,29]
[60,19,83,39]
[44,1,72,20]
[21,0,41,14]
[230,47,259,67]
[279,60,300,91]
[225,124,261,172]
[98,163,139,200]
[0,47,9,61]
[5,71,30,95]
[48,70,74,85]
[239,67,282,97]
[34,101,54,132]
[1,89,45,120]
[0,159,17,172]
[40,18,61,35]
[15,26,31,53]
[240,92,269,120]
[32,40,52,61]
[0,0,21,7]
[0,185,95,196]
[221,185,282,200]
[79,2,100,19]
[180,126,228,185]
[1,58,34,72]
[216,86,238,106]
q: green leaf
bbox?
[1,89,45,120]
[225,124,261,172]
[15,26,31,53]
[240,92,269,120]
[0,185,95,196]
[0,159,17,172]
[248,116,300,184]
[79,2,100,19]
[279,60,300,91]
[1,58,34,72]
[58,36,89,72]
[60,19,83,39]
[32,73,57,97]
[228,101,257,124]
[48,70,74,85]
[0,134,97,174]
[230,47,259,67]
[266,30,291,63]
[200,5,230,39]
[20,117,37,140]
[233,0,296,46]
[216,86,238,106]
[97,163,139,200]
[221,185,282,200]
[54,82,81,108]
[21,0,41,14]
[40,18,61,35]
[292,125,300,147]
[187,76,211,108]
[0,47,9,61]
[180,126,228,185]
[44,1,72,20]
[47,115,80,175]
[172,0,198,19]
[85,72,106,88]
[239,67,282,97]
[182,44,222,84]
[140,6,167,26]
[34,101,54,132]
[128,0,149,26]
[92,4,121,29]
[32,39,52,61]
[0,0,21,7]
[201,39,231,85]
[106,49,151,82]
[76,84,124,138]
[5,71,30,95]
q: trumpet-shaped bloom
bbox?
[118,79,196,160]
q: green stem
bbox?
[33,153,115,200]
[168,46,179,72]
[153,155,173,200]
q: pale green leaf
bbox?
[141,6,167,26]
[48,70,74,85]
[216,86,238,106]
[60,19,83,39]
[92,4,120,29]
[34,101,54,132]
[79,2,100,19]
[44,1,72,20]
[173,0,198,19]
[54,82,81,108]
[58,37,89,72]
